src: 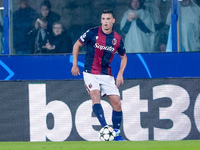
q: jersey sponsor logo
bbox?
[94,43,115,52]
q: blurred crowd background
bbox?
[0,0,200,54]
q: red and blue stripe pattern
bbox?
[79,26,125,76]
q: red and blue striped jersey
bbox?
[79,26,126,76]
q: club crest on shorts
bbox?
[112,38,117,45]
[88,83,92,89]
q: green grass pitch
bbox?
[0,140,200,150]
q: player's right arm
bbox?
[71,40,83,76]
[71,28,93,76]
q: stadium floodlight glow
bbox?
[0,7,4,10]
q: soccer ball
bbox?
[99,126,116,141]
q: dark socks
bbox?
[112,110,122,129]
[92,104,107,127]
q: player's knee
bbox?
[113,100,122,111]
[90,90,101,104]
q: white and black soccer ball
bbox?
[99,126,116,141]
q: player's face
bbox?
[101,13,115,32]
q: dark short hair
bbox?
[40,0,51,9]
[101,10,115,18]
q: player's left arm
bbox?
[116,53,127,88]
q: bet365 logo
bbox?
[28,84,200,141]
[122,85,200,141]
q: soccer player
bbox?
[71,10,127,141]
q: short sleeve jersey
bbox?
[79,26,126,76]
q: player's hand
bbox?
[71,65,80,76]
[116,74,124,88]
